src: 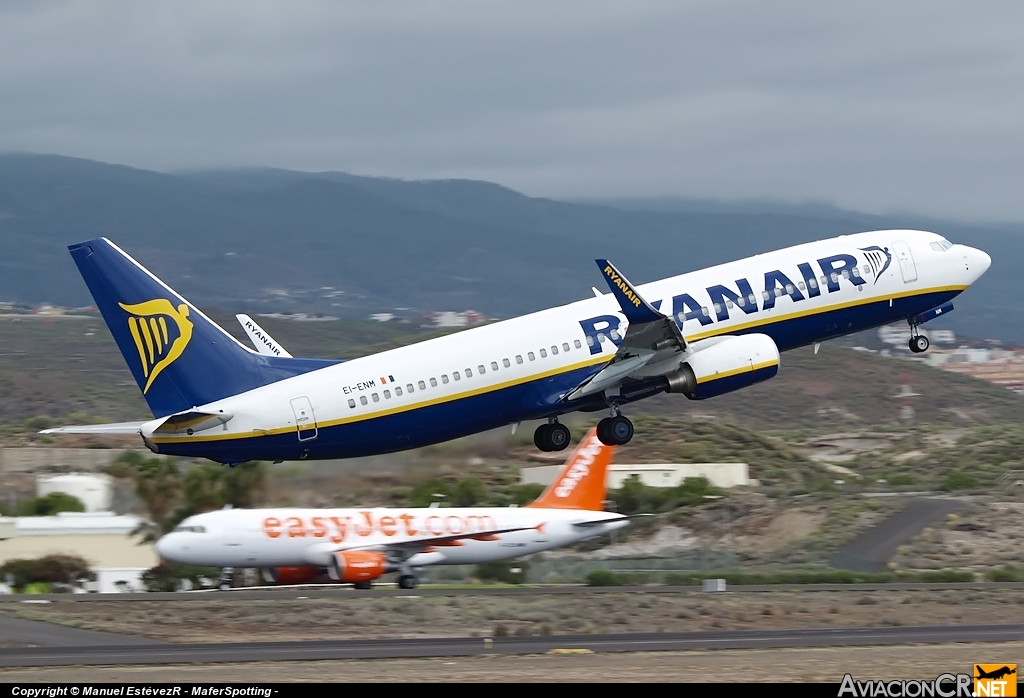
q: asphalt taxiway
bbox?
[0,623,1020,667]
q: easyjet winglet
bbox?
[526,427,614,511]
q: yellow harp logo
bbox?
[119,299,194,394]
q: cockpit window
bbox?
[931,239,954,252]
[173,525,206,533]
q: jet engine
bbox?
[329,550,389,584]
[662,333,780,400]
[264,566,323,585]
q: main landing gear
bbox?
[398,574,418,590]
[534,420,571,452]
[908,322,930,354]
[597,412,634,446]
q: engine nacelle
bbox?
[329,550,389,584]
[663,333,779,400]
[265,566,323,586]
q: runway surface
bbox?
[0,623,1020,667]
[1,581,1021,604]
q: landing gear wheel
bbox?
[534,423,571,452]
[597,415,634,446]
[398,575,418,590]
[353,580,373,590]
[909,335,929,353]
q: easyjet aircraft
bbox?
[155,428,626,589]
[44,231,989,462]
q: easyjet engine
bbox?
[662,333,780,400]
[328,550,390,584]
[263,566,324,585]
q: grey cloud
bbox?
[2,1,1024,220]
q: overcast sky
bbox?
[3,1,1024,221]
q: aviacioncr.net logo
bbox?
[119,299,193,393]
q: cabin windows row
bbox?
[346,338,585,409]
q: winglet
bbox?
[595,259,664,324]
[526,427,614,511]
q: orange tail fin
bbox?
[526,427,614,511]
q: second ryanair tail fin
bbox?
[526,427,615,511]
[69,238,336,418]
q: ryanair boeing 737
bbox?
[43,231,990,464]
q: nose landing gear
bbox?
[908,320,930,354]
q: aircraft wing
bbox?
[564,259,688,401]
[334,524,539,559]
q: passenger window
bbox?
[478,364,485,374]
[539,348,547,358]
[726,300,734,309]
[453,372,461,381]
[798,281,806,290]
[831,272,839,283]
[713,303,722,314]
[820,276,828,287]
[852,267,860,276]
[842,270,850,279]
[503,358,511,368]
[395,386,403,396]
[702,307,710,316]
[762,291,770,301]
[418,380,426,390]
[465,368,473,378]
[441,374,449,384]
[360,396,367,406]
[610,329,620,340]
[563,343,570,352]
[528,352,535,361]
[406,384,414,393]
[774,288,782,297]
[586,336,595,347]
[372,393,380,402]
[574,340,581,349]
[551,345,558,355]
[429,378,437,387]
[384,389,391,399]
[809,278,818,289]
[737,297,745,307]
[491,361,499,371]
[785,284,794,294]
[348,399,356,409]
[748,294,757,305]
[516,355,524,364]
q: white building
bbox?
[36,473,113,512]
[521,463,751,490]
[0,512,158,593]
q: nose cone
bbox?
[963,245,992,283]
[155,534,179,563]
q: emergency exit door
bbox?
[290,396,318,441]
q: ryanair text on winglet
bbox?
[604,265,642,308]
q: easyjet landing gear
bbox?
[909,334,929,353]
[398,574,418,590]
[534,420,571,452]
[218,567,234,591]
[353,580,372,590]
[597,413,634,446]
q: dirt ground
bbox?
[2,589,1023,643]
[1,643,1020,683]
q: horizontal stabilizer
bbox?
[152,411,233,435]
[572,513,652,528]
[236,314,292,358]
[40,421,145,435]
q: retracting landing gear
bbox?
[596,406,634,446]
[398,574,418,589]
[908,321,930,354]
[534,419,571,452]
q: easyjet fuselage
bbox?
[156,507,627,568]
[142,230,989,462]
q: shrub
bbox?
[475,560,529,584]
[988,567,1024,582]
[141,562,222,592]
[942,472,978,491]
[0,554,91,590]
[585,569,621,587]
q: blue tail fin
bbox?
[69,238,337,418]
